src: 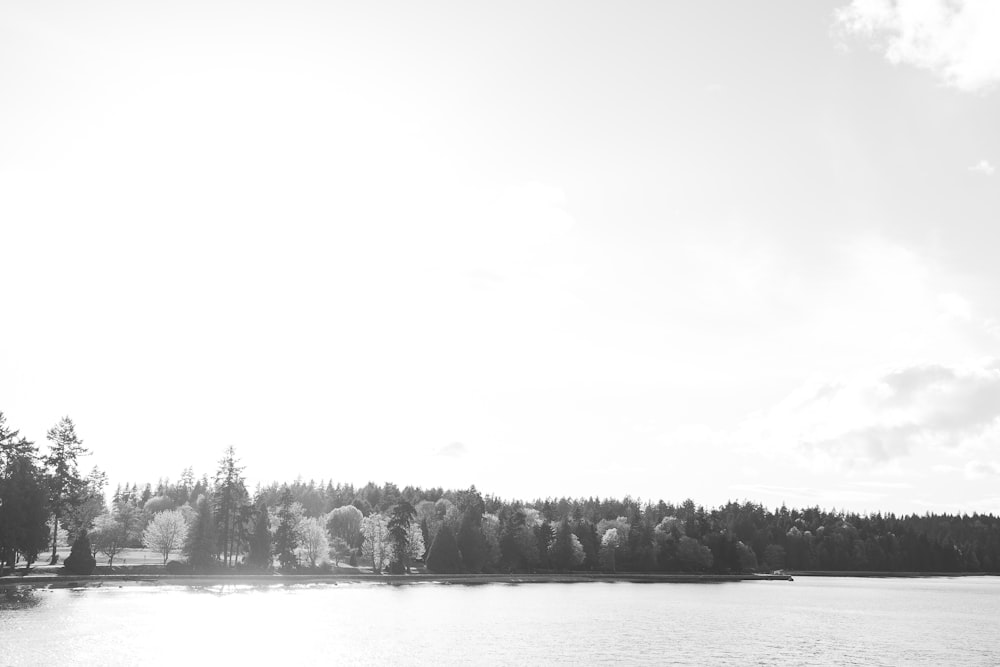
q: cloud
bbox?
[435,441,468,458]
[969,159,996,175]
[835,0,1000,93]
[850,480,914,489]
[742,359,1000,469]
[964,460,1000,479]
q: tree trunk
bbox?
[49,512,59,565]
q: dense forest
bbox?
[2,413,999,576]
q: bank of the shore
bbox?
[788,570,999,578]
[0,572,793,588]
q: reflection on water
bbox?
[1,577,999,665]
[0,586,40,610]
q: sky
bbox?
[2,0,1000,515]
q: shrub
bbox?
[165,560,191,574]
[63,531,96,575]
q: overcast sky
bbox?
[3,0,1000,514]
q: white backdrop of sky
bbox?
[2,0,999,514]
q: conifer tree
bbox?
[273,487,299,571]
[213,446,247,567]
[387,501,416,573]
[549,519,575,571]
[456,487,487,573]
[0,413,49,573]
[43,417,89,564]
[0,412,35,469]
[425,524,462,574]
[64,466,108,544]
[184,495,217,572]
[246,500,272,570]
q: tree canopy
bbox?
[0,413,49,573]
[2,428,1000,578]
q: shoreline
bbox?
[0,572,792,588]
[3,570,994,589]
[787,570,999,578]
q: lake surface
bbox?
[2,576,998,665]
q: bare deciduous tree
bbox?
[143,509,189,564]
[295,517,329,569]
[91,513,128,567]
[361,514,390,573]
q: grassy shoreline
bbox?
[0,572,793,588]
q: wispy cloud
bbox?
[435,441,469,459]
[964,460,1000,479]
[969,159,996,175]
[850,480,914,489]
[835,0,1000,93]
[741,359,1000,469]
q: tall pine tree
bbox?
[387,501,416,573]
[246,499,272,570]
[456,486,487,573]
[549,519,575,571]
[425,524,462,574]
[273,486,299,571]
[183,495,217,572]
[43,417,88,564]
[213,446,247,567]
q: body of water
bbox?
[2,576,998,665]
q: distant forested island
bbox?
[2,414,998,577]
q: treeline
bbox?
[2,413,999,575]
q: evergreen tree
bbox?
[425,524,462,574]
[213,446,247,567]
[387,501,416,573]
[456,487,487,573]
[549,519,575,571]
[183,495,217,572]
[499,508,530,572]
[178,466,195,505]
[457,512,487,573]
[0,412,35,469]
[572,521,600,570]
[63,530,96,575]
[246,500,272,570]
[64,466,108,544]
[535,521,554,569]
[43,416,89,564]
[0,414,49,574]
[273,486,299,571]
